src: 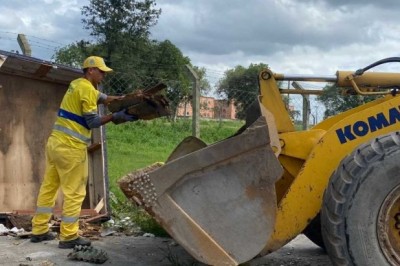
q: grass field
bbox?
[106,118,244,199]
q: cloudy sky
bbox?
[1,0,400,86]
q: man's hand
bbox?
[112,109,138,124]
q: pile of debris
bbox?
[0,213,32,238]
[0,210,148,241]
[0,212,106,239]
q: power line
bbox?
[27,39,60,49]
[0,36,17,42]
[204,68,229,75]
[28,34,65,46]
[0,31,17,36]
[0,31,65,47]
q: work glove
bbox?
[112,109,138,124]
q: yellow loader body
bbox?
[119,58,400,265]
[259,69,400,253]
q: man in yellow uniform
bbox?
[30,56,136,249]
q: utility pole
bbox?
[185,65,200,138]
[17,34,32,56]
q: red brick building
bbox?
[177,96,237,120]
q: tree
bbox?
[54,0,211,122]
[192,66,211,95]
[128,40,210,119]
[81,0,161,65]
[217,63,268,119]
[282,95,301,122]
[317,83,381,119]
[182,66,211,119]
[147,40,191,118]
[52,40,96,67]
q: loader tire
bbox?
[321,132,400,266]
[302,213,325,250]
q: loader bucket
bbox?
[119,116,283,265]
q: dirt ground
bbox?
[0,233,331,266]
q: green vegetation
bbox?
[317,83,382,119]
[105,118,244,235]
[217,63,268,119]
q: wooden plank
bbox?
[34,64,53,78]
[87,143,101,153]
[84,213,108,223]
[94,198,104,214]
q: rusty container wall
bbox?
[0,51,109,215]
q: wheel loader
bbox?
[119,57,400,266]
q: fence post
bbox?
[185,65,200,138]
[17,34,32,56]
[292,81,310,130]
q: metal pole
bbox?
[185,65,200,138]
[292,81,310,130]
[275,74,337,82]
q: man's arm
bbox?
[98,94,124,105]
[84,110,137,129]
[84,113,113,128]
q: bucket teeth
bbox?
[126,172,157,207]
[118,162,163,210]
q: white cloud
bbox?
[0,0,89,59]
[1,0,400,80]
[148,0,400,84]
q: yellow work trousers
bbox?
[32,135,88,241]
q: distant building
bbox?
[177,96,237,120]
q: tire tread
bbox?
[321,133,400,266]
